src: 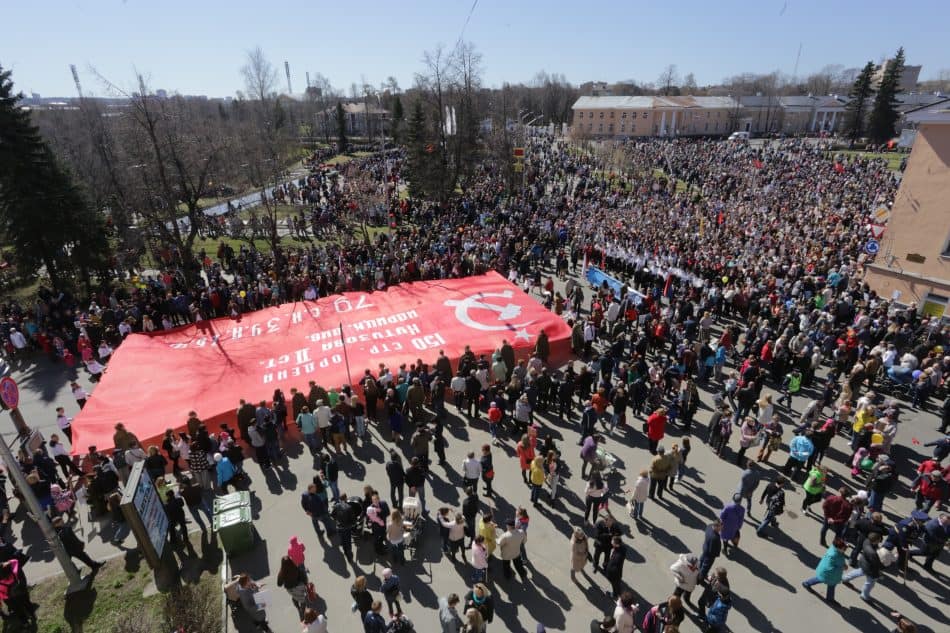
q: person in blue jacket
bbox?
[214,452,236,493]
[704,587,732,632]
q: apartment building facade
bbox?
[571,96,740,139]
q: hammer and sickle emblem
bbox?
[444,291,534,332]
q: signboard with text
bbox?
[119,462,168,569]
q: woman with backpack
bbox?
[710,413,732,457]
[704,588,732,632]
[462,583,494,630]
[276,555,310,620]
[697,567,729,623]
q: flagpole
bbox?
[339,322,353,388]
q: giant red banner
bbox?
[71,272,572,453]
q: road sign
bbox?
[869,224,886,239]
[872,206,890,223]
[865,239,880,255]
[513,147,525,158]
[0,376,18,410]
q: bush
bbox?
[162,583,222,633]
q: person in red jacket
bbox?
[913,471,947,512]
[820,487,853,546]
[646,407,668,455]
[591,388,609,422]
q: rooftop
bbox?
[572,95,738,109]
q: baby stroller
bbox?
[402,497,425,559]
[880,366,915,400]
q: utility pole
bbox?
[0,379,89,594]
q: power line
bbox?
[456,0,479,46]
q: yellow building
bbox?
[571,96,740,139]
[864,104,950,317]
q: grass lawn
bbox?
[191,234,300,255]
[828,150,904,172]
[652,168,690,193]
[3,276,42,304]
[325,150,374,166]
[15,533,222,633]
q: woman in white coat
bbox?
[626,470,650,521]
[669,553,701,604]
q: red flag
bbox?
[663,273,673,299]
[717,211,725,225]
[752,159,763,170]
[833,162,845,174]
[69,272,573,453]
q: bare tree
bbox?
[241,46,279,101]
[658,65,679,96]
[88,72,237,283]
[681,72,698,94]
[415,44,452,198]
[239,48,293,267]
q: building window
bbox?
[610,111,615,118]
[599,112,604,119]
[608,123,614,132]
[642,112,648,119]
[598,123,603,132]
[587,123,592,131]
[631,123,636,133]
[620,124,625,132]
[705,123,709,131]
[621,112,627,119]
[715,122,720,131]
[576,111,583,119]
[706,112,710,118]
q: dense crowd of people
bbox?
[1,135,947,633]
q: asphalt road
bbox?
[2,268,947,633]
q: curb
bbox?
[221,547,231,633]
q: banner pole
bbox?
[339,322,354,388]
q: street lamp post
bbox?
[0,379,90,594]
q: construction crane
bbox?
[284,61,292,95]
[70,64,83,98]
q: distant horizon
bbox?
[3,0,947,99]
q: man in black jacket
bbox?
[300,483,332,536]
[164,490,189,545]
[462,487,480,547]
[52,516,103,571]
[592,514,622,572]
[236,399,256,443]
[385,451,406,508]
[849,511,887,566]
[331,493,363,561]
[464,371,481,419]
[756,476,787,537]
[404,457,427,514]
[699,520,723,580]
[841,532,884,601]
[604,536,627,598]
